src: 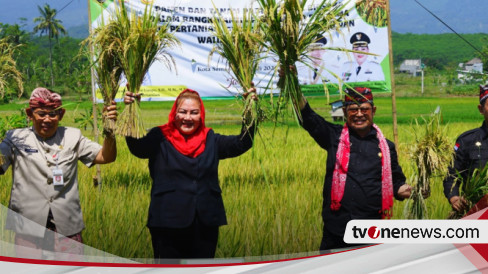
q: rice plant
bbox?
[82,17,123,133]
[0,37,23,99]
[404,112,453,219]
[448,164,488,219]
[106,1,180,138]
[256,0,349,122]
[209,6,266,129]
[355,0,388,27]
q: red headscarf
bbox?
[159,89,211,158]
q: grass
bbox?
[0,94,482,259]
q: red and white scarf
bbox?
[330,124,393,219]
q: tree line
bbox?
[392,31,488,71]
[0,3,90,102]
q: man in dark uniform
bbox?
[340,32,385,82]
[299,87,411,251]
[444,84,488,212]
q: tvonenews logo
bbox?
[368,226,380,239]
[344,220,488,244]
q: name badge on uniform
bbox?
[52,169,64,186]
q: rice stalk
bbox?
[355,0,388,27]
[82,17,123,134]
[209,5,266,129]
[448,164,488,219]
[106,1,180,138]
[403,174,428,220]
[0,37,24,99]
[256,0,349,122]
[405,112,453,219]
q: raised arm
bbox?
[300,99,340,150]
[125,127,162,159]
[93,101,117,164]
[218,86,258,159]
[122,91,161,159]
[217,122,256,159]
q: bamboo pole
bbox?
[88,0,102,186]
[386,0,399,147]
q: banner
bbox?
[89,0,391,101]
[298,0,392,95]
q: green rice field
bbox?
[0,94,483,259]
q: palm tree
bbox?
[0,23,29,46]
[33,3,66,87]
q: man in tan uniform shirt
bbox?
[0,87,117,259]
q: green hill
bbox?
[392,32,488,70]
[67,24,89,39]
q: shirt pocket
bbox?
[468,147,488,169]
[57,147,77,166]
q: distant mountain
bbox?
[67,24,89,39]
[390,0,488,34]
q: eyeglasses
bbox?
[347,106,372,115]
[33,110,60,118]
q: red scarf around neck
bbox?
[330,124,394,219]
[159,89,211,158]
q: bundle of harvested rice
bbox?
[106,1,180,138]
[404,112,453,219]
[256,0,348,121]
[209,6,265,128]
[83,19,123,134]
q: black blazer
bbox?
[126,125,254,228]
[300,103,406,236]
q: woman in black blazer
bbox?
[124,89,256,260]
